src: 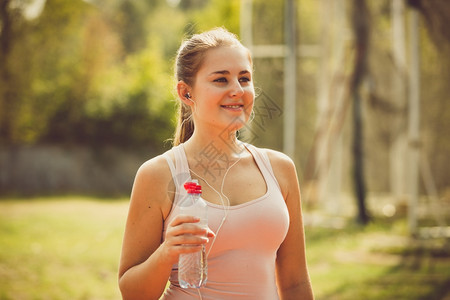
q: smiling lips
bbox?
[221,104,244,110]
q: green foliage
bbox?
[252,0,284,45]
[0,0,241,149]
[2,0,449,198]
[191,0,241,35]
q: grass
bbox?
[0,197,128,300]
[0,197,449,299]
[306,218,450,300]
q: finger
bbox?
[168,223,208,237]
[160,241,204,261]
[179,235,210,245]
[168,234,209,248]
[176,244,204,254]
[169,215,200,227]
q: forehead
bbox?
[198,46,252,75]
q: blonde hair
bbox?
[172,27,251,146]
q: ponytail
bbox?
[173,103,194,146]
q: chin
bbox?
[224,116,249,131]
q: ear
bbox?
[177,81,193,106]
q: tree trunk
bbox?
[0,0,13,144]
[350,0,370,225]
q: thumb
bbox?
[206,227,216,238]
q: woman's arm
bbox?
[118,156,212,300]
[267,150,314,300]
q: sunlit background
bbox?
[1,0,449,299]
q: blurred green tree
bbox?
[0,0,178,151]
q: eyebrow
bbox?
[209,70,251,76]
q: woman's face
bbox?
[190,45,255,133]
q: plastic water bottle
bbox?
[178,181,208,288]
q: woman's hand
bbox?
[160,215,215,265]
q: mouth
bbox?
[220,104,244,110]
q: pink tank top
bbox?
[161,144,289,299]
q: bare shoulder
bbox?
[130,150,175,217]
[135,152,172,187]
[262,148,297,177]
[136,151,173,181]
[257,147,299,198]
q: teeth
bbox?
[223,105,242,108]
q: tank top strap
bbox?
[163,144,191,206]
[163,151,176,177]
[244,144,282,192]
[173,144,190,174]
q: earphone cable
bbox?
[188,145,243,258]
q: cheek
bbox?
[245,100,254,114]
[244,89,255,110]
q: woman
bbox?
[118,27,314,300]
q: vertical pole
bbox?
[316,0,330,209]
[240,0,253,48]
[407,9,420,236]
[240,0,254,143]
[284,0,297,159]
[390,0,407,202]
[330,0,346,215]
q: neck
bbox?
[183,129,247,185]
[184,128,245,159]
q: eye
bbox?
[213,77,227,83]
[239,76,251,83]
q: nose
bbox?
[230,79,244,98]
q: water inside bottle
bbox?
[179,245,207,288]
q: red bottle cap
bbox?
[184,182,196,190]
[194,185,202,194]
[184,181,202,194]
